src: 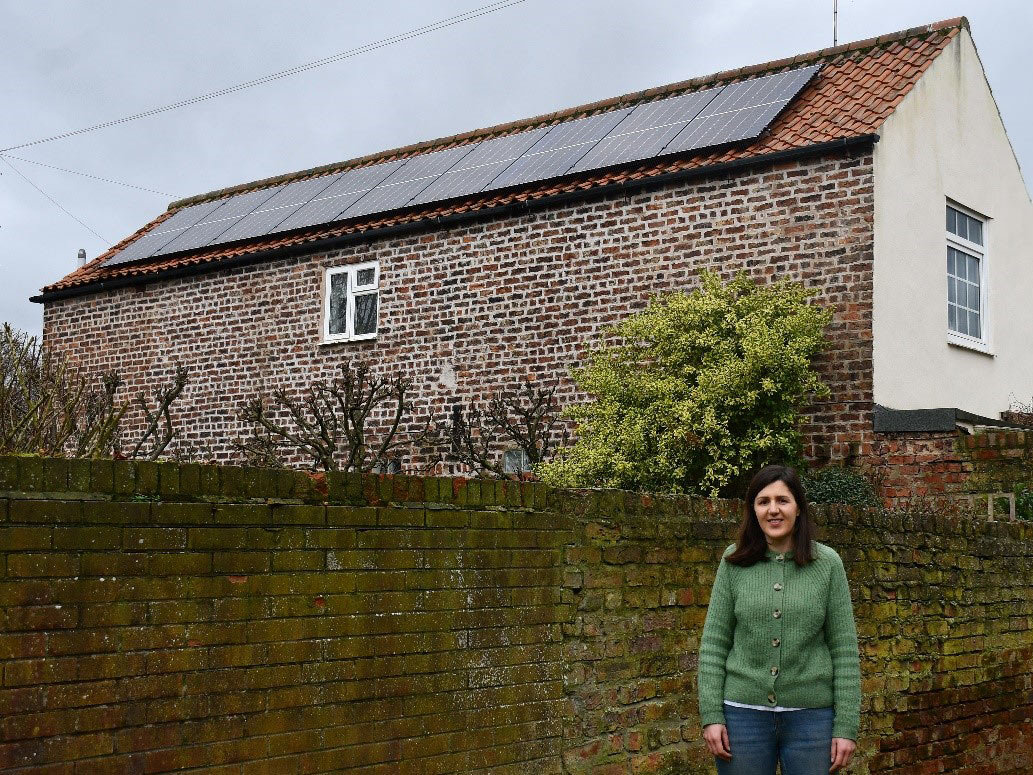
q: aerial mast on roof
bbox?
[833,0,838,46]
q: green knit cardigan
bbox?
[697,541,861,740]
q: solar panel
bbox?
[665,65,819,154]
[104,64,820,266]
[150,199,227,235]
[485,108,633,191]
[256,174,341,210]
[570,87,720,173]
[104,199,227,266]
[411,128,549,205]
[338,144,476,219]
[104,229,186,266]
[272,161,403,233]
[155,186,283,255]
[666,103,767,153]
[448,128,550,168]
[697,66,818,118]
[206,175,342,246]
[215,202,307,244]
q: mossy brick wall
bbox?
[0,456,567,775]
[2,456,1033,775]
[559,495,1033,775]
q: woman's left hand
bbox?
[830,737,856,772]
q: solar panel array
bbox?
[106,64,819,267]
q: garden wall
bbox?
[1,456,1031,775]
[873,429,1033,513]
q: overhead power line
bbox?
[0,0,528,154]
[1,156,108,244]
[0,153,175,197]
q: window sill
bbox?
[320,334,378,345]
[947,335,993,357]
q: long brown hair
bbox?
[726,465,815,566]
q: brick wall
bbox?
[870,430,1033,510]
[42,147,876,471]
[2,456,1032,775]
[559,494,1033,775]
[0,457,568,775]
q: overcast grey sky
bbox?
[2,1,1030,338]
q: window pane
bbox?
[947,248,956,276]
[948,304,957,331]
[353,292,378,335]
[356,268,375,287]
[969,311,980,338]
[329,272,348,335]
[946,206,957,235]
[947,276,956,303]
[969,218,983,245]
[956,306,968,335]
[503,448,530,474]
[967,256,980,287]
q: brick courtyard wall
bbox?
[41,146,876,471]
[870,430,1033,510]
[3,457,1032,775]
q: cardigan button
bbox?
[768,693,776,704]
[773,583,783,591]
[771,666,779,676]
[776,554,784,562]
[773,609,782,619]
[772,638,781,647]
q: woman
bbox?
[698,465,860,774]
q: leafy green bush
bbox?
[803,467,882,508]
[1014,485,1033,521]
[538,271,832,496]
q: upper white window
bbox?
[946,203,989,351]
[324,261,379,342]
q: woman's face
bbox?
[753,479,799,550]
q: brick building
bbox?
[34,18,1033,493]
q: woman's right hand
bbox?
[703,723,732,760]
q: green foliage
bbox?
[803,467,882,508]
[1014,485,1033,521]
[539,271,832,496]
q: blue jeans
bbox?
[715,705,834,775]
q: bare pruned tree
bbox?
[0,323,189,460]
[123,366,189,460]
[236,362,437,472]
[445,379,568,479]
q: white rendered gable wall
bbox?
[872,28,1033,418]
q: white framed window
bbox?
[502,448,531,475]
[324,261,379,342]
[946,202,989,352]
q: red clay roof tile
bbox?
[42,18,964,297]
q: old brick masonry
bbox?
[42,147,875,470]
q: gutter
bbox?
[32,134,879,304]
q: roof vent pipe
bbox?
[77,248,87,266]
